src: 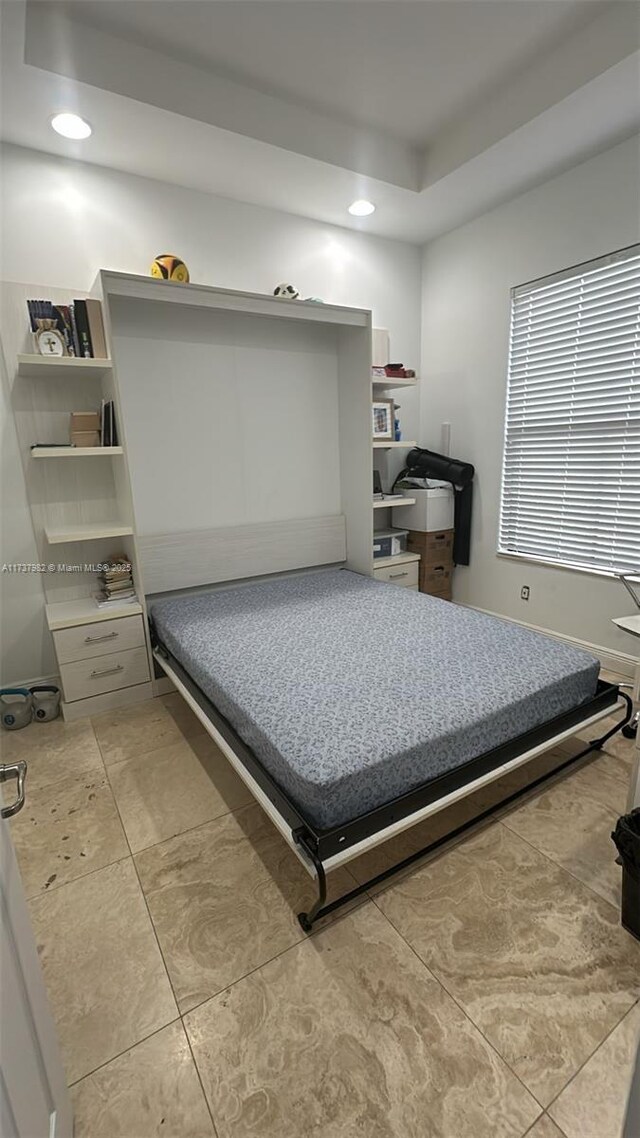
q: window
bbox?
[498,245,640,576]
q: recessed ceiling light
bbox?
[50,113,92,140]
[348,199,375,217]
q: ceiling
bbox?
[58,0,598,147]
[1,0,639,243]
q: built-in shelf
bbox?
[372,496,416,509]
[44,523,134,545]
[31,447,123,459]
[17,355,113,379]
[373,440,417,449]
[372,377,418,388]
[45,597,143,631]
[373,551,421,569]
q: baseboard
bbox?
[465,605,637,680]
[1,671,61,692]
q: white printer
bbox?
[393,481,454,533]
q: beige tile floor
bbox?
[2,677,639,1137]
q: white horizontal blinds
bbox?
[499,246,640,574]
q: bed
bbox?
[150,569,631,930]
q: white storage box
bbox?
[393,487,454,533]
[373,528,408,559]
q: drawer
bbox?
[373,561,419,588]
[60,646,150,703]
[53,615,146,665]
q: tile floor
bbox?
[2,678,639,1137]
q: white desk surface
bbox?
[613,615,640,638]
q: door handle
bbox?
[0,761,27,819]
[89,664,124,678]
[84,631,118,644]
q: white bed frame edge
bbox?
[154,648,620,875]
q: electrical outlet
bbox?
[521,585,530,601]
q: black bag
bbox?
[612,808,640,940]
[392,447,475,565]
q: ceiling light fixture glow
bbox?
[348,199,375,217]
[50,113,92,140]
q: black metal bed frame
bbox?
[152,626,632,932]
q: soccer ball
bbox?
[273,282,299,299]
[150,254,190,283]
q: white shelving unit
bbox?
[373,551,420,570]
[44,523,134,545]
[372,376,417,389]
[372,496,415,509]
[373,440,417,450]
[17,354,113,378]
[3,279,151,720]
[31,447,123,459]
[45,598,143,631]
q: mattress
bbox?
[151,569,599,830]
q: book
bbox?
[85,299,108,358]
[100,400,118,446]
[53,305,76,356]
[95,594,138,610]
[72,300,93,357]
[69,305,81,356]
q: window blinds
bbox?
[498,245,640,575]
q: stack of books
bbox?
[96,556,137,609]
[27,298,108,359]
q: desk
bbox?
[612,614,640,810]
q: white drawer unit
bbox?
[59,646,151,702]
[373,560,419,588]
[53,614,146,664]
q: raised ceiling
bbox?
[56,0,598,147]
[1,0,639,242]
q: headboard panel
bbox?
[139,514,346,595]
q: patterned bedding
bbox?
[151,569,599,829]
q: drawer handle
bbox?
[389,571,409,579]
[84,631,119,644]
[89,664,124,679]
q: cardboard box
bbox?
[419,563,453,595]
[407,529,454,565]
[71,431,101,448]
[70,411,100,432]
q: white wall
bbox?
[0,142,421,685]
[420,134,640,659]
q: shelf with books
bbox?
[44,523,134,545]
[17,355,113,379]
[31,446,124,459]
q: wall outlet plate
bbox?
[521,585,530,601]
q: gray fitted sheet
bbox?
[151,569,599,829]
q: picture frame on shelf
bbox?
[372,399,394,441]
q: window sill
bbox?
[496,550,640,584]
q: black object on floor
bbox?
[612,808,640,941]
